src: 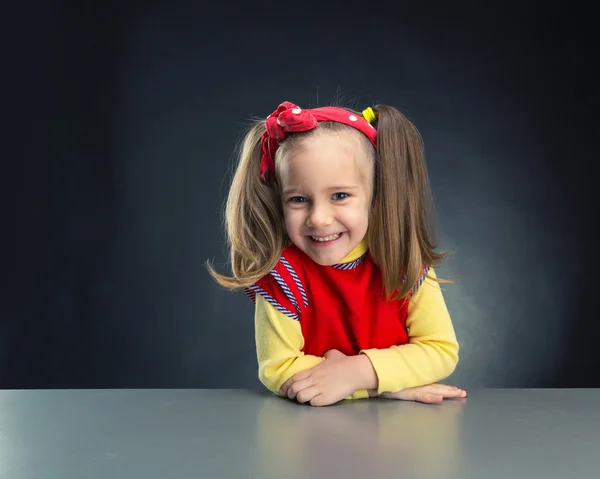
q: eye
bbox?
[332,192,349,201]
[288,196,307,203]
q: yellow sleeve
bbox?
[359,267,459,395]
[254,294,369,400]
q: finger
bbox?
[280,381,290,396]
[280,370,312,395]
[407,384,465,397]
[296,386,321,404]
[443,388,467,398]
[287,378,314,400]
[393,387,443,403]
[309,393,332,407]
[415,392,444,404]
[429,384,467,398]
[417,387,464,401]
[310,391,347,407]
[324,349,345,359]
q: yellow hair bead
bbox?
[362,107,377,124]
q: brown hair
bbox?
[206,104,450,301]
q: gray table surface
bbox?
[1,389,599,479]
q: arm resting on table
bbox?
[360,267,460,395]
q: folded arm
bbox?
[360,267,460,395]
[254,294,369,399]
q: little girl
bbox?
[208,100,466,406]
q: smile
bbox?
[310,233,343,242]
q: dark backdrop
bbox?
[3,1,597,389]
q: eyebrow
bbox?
[328,185,359,191]
[282,186,359,195]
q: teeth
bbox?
[311,233,340,242]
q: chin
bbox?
[308,255,339,266]
[304,245,351,266]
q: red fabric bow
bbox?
[260,101,377,183]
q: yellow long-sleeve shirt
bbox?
[254,240,459,399]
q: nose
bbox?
[306,202,333,228]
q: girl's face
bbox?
[278,131,372,266]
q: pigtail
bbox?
[207,121,286,289]
[367,105,448,301]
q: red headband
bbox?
[260,101,378,183]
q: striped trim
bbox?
[247,284,299,321]
[332,253,367,271]
[411,265,431,296]
[243,287,256,303]
[270,270,300,314]
[280,257,308,308]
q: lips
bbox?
[307,232,347,245]
[310,233,341,242]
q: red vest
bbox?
[246,245,422,357]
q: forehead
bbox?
[279,131,370,187]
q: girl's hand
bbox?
[322,349,346,360]
[381,384,467,403]
[280,349,360,407]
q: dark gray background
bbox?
[3,1,596,389]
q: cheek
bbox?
[345,201,370,225]
[283,208,304,231]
